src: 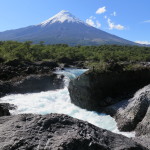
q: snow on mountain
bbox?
[0,10,137,46]
[40,10,86,26]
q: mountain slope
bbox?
[0,10,136,46]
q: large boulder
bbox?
[68,68,150,111]
[0,113,146,150]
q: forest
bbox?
[0,41,150,66]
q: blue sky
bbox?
[0,0,150,44]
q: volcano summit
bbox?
[0,10,136,46]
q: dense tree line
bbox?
[0,41,150,64]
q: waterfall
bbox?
[0,68,135,137]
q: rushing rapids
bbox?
[0,68,134,137]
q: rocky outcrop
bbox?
[134,107,150,149]
[0,103,16,116]
[133,97,150,149]
[0,59,59,81]
[68,68,150,111]
[103,84,150,149]
[0,113,146,150]
[0,103,10,116]
[0,59,64,97]
[114,85,150,131]
[0,74,64,97]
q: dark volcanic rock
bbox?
[34,61,59,69]
[0,82,12,97]
[68,68,150,111]
[0,59,59,81]
[0,114,146,150]
[0,74,64,97]
[12,74,64,94]
[0,57,5,63]
[5,59,23,67]
[0,59,64,97]
[0,103,11,116]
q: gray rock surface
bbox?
[0,113,146,150]
[133,106,150,149]
[104,85,150,149]
[114,85,150,131]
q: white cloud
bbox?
[107,18,125,30]
[96,6,106,14]
[96,21,101,28]
[143,20,150,23]
[111,11,117,16]
[86,16,101,28]
[104,15,107,19]
[135,41,150,45]
[90,16,96,20]
[86,18,95,27]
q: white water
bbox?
[1,68,134,137]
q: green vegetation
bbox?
[0,41,150,68]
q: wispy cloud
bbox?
[95,21,101,28]
[135,41,150,45]
[104,15,107,19]
[86,16,101,28]
[143,20,150,23]
[96,6,106,14]
[111,11,117,16]
[107,18,125,30]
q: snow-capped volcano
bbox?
[0,10,136,46]
[40,10,85,26]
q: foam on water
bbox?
[0,68,134,137]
